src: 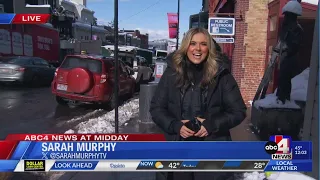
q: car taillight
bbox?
[54,68,59,76]
[15,67,25,72]
[100,74,108,83]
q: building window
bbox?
[11,24,16,30]
[38,0,49,5]
[23,25,28,33]
[0,4,4,13]
[81,36,83,40]
[269,15,277,32]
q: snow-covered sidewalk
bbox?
[243,172,316,180]
[65,98,139,134]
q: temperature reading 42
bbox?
[168,162,180,169]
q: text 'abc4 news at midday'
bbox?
[264,135,312,172]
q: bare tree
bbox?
[108,20,114,29]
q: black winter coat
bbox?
[149,56,246,141]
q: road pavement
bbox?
[0,84,114,180]
[0,85,110,139]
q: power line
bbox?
[119,0,161,23]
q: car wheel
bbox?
[56,96,68,106]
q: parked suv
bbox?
[51,54,136,107]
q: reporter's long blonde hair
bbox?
[172,27,219,88]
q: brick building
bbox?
[119,30,149,49]
[133,30,149,49]
[198,0,269,105]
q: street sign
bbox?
[156,63,165,78]
[208,17,235,36]
[214,38,234,44]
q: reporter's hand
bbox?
[194,126,208,137]
[181,120,190,124]
[180,125,194,138]
[196,117,205,123]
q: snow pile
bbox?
[254,68,310,109]
[65,98,139,133]
[302,0,319,5]
[243,172,316,180]
[254,93,300,109]
[273,172,316,180]
[26,4,51,7]
[243,172,266,180]
[290,67,310,101]
[57,109,105,127]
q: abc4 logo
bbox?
[264,141,279,154]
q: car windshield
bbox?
[157,52,167,58]
[60,57,102,73]
[0,57,29,65]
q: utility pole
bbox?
[176,0,180,50]
[90,23,93,40]
[198,10,201,28]
[114,0,119,134]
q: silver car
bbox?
[0,56,56,85]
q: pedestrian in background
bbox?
[150,27,246,180]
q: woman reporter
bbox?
[149,27,246,180]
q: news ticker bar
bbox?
[6,159,311,172]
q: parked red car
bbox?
[51,54,136,107]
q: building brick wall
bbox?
[232,0,269,105]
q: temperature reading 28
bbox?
[254,162,265,169]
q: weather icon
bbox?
[155,162,164,169]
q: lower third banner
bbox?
[5,160,312,172]
[7,141,311,160]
